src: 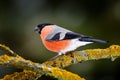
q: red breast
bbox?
[40,25,71,53]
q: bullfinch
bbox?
[34,23,107,59]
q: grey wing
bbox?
[45,25,88,41]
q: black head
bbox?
[34,23,53,34]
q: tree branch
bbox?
[0,44,120,80]
[44,45,120,68]
[0,44,85,80]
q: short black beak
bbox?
[34,27,40,33]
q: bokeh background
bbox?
[0,0,120,80]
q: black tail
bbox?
[79,37,108,43]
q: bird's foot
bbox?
[65,51,74,57]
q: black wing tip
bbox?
[79,38,108,43]
[99,40,108,43]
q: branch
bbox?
[44,45,120,68]
[0,54,85,80]
[0,44,85,80]
[0,44,120,80]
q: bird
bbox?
[34,23,107,59]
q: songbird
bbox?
[34,23,107,59]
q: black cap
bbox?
[34,23,53,34]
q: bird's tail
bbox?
[79,37,108,43]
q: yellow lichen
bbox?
[74,51,88,61]
[2,70,37,80]
[50,67,85,80]
[0,54,13,64]
[0,44,14,54]
[44,55,73,68]
[85,45,120,60]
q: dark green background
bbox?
[0,0,120,80]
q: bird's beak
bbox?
[34,27,40,33]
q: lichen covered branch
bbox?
[44,45,120,68]
[0,54,84,80]
[0,44,84,80]
[0,44,120,80]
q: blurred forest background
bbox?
[0,0,120,80]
